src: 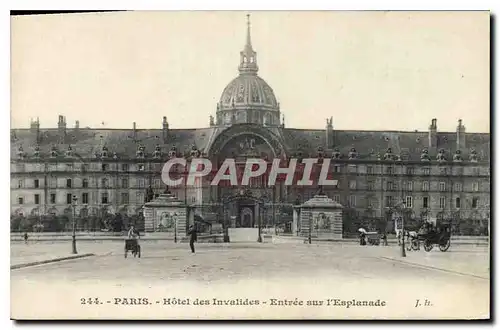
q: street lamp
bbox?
[400,202,406,257]
[71,195,78,254]
[257,206,262,243]
[308,213,312,244]
[173,213,178,243]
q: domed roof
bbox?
[219,74,278,111]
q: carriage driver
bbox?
[127,225,140,240]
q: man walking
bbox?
[188,224,197,253]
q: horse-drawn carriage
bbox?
[409,223,451,252]
[124,238,141,258]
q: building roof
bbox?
[10,125,490,162]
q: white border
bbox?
[2,1,497,329]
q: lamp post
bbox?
[401,202,406,257]
[174,213,178,243]
[71,195,78,254]
[308,212,312,244]
[257,205,262,243]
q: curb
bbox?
[11,253,96,270]
[379,257,489,280]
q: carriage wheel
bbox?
[406,242,413,251]
[423,240,433,252]
[439,240,450,252]
[411,239,420,251]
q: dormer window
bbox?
[317,147,324,159]
[17,146,25,159]
[469,149,478,162]
[348,147,358,160]
[113,152,118,159]
[50,146,58,158]
[33,145,40,158]
[138,164,145,171]
[65,145,73,157]
[383,148,393,161]
[453,150,463,162]
[136,145,145,159]
[168,146,177,159]
[153,145,162,159]
[101,146,109,158]
[190,145,200,158]
[420,148,431,162]
[332,148,341,160]
[436,149,446,162]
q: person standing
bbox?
[188,224,197,253]
[24,232,28,244]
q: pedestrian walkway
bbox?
[10,241,121,267]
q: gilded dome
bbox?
[219,74,278,111]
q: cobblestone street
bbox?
[11,241,490,320]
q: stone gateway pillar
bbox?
[297,194,343,239]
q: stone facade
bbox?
[10,16,490,236]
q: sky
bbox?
[10,11,490,132]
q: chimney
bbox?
[58,115,67,144]
[133,122,137,141]
[30,117,40,134]
[325,117,334,149]
[456,119,466,151]
[428,118,437,152]
[162,116,169,143]
[75,120,80,129]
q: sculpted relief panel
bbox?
[220,134,275,160]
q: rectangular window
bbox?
[66,179,72,188]
[101,192,109,204]
[82,164,89,172]
[455,197,461,209]
[102,163,109,172]
[407,181,413,191]
[385,196,393,207]
[367,181,375,191]
[455,183,462,192]
[333,195,340,203]
[472,168,480,176]
[440,167,447,175]
[18,197,24,205]
[386,181,393,191]
[423,168,430,175]
[34,179,39,188]
[422,181,429,192]
[121,164,128,172]
[17,179,23,188]
[348,165,357,173]
[66,163,73,171]
[82,192,89,204]
[367,166,373,174]
[82,179,89,188]
[334,165,341,173]
[50,178,57,188]
[138,164,145,171]
[67,193,72,204]
[406,167,415,175]
[405,196,413,208]
[50,193,56,204]
[349,180,357,189]
[138,178,145,188]
[101,178,108,188]
[472,182,479,192]
[439,182,446,192]
[136,192,144,203]
[472,197,479,209]
[34,194,40,205]
[439,197,446,209]
[423,196,429,208]
[386,166,393,175]
[121,193,129,204]
[349,195,356,207]
[16,164,25,172]
[122,178,129,188]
